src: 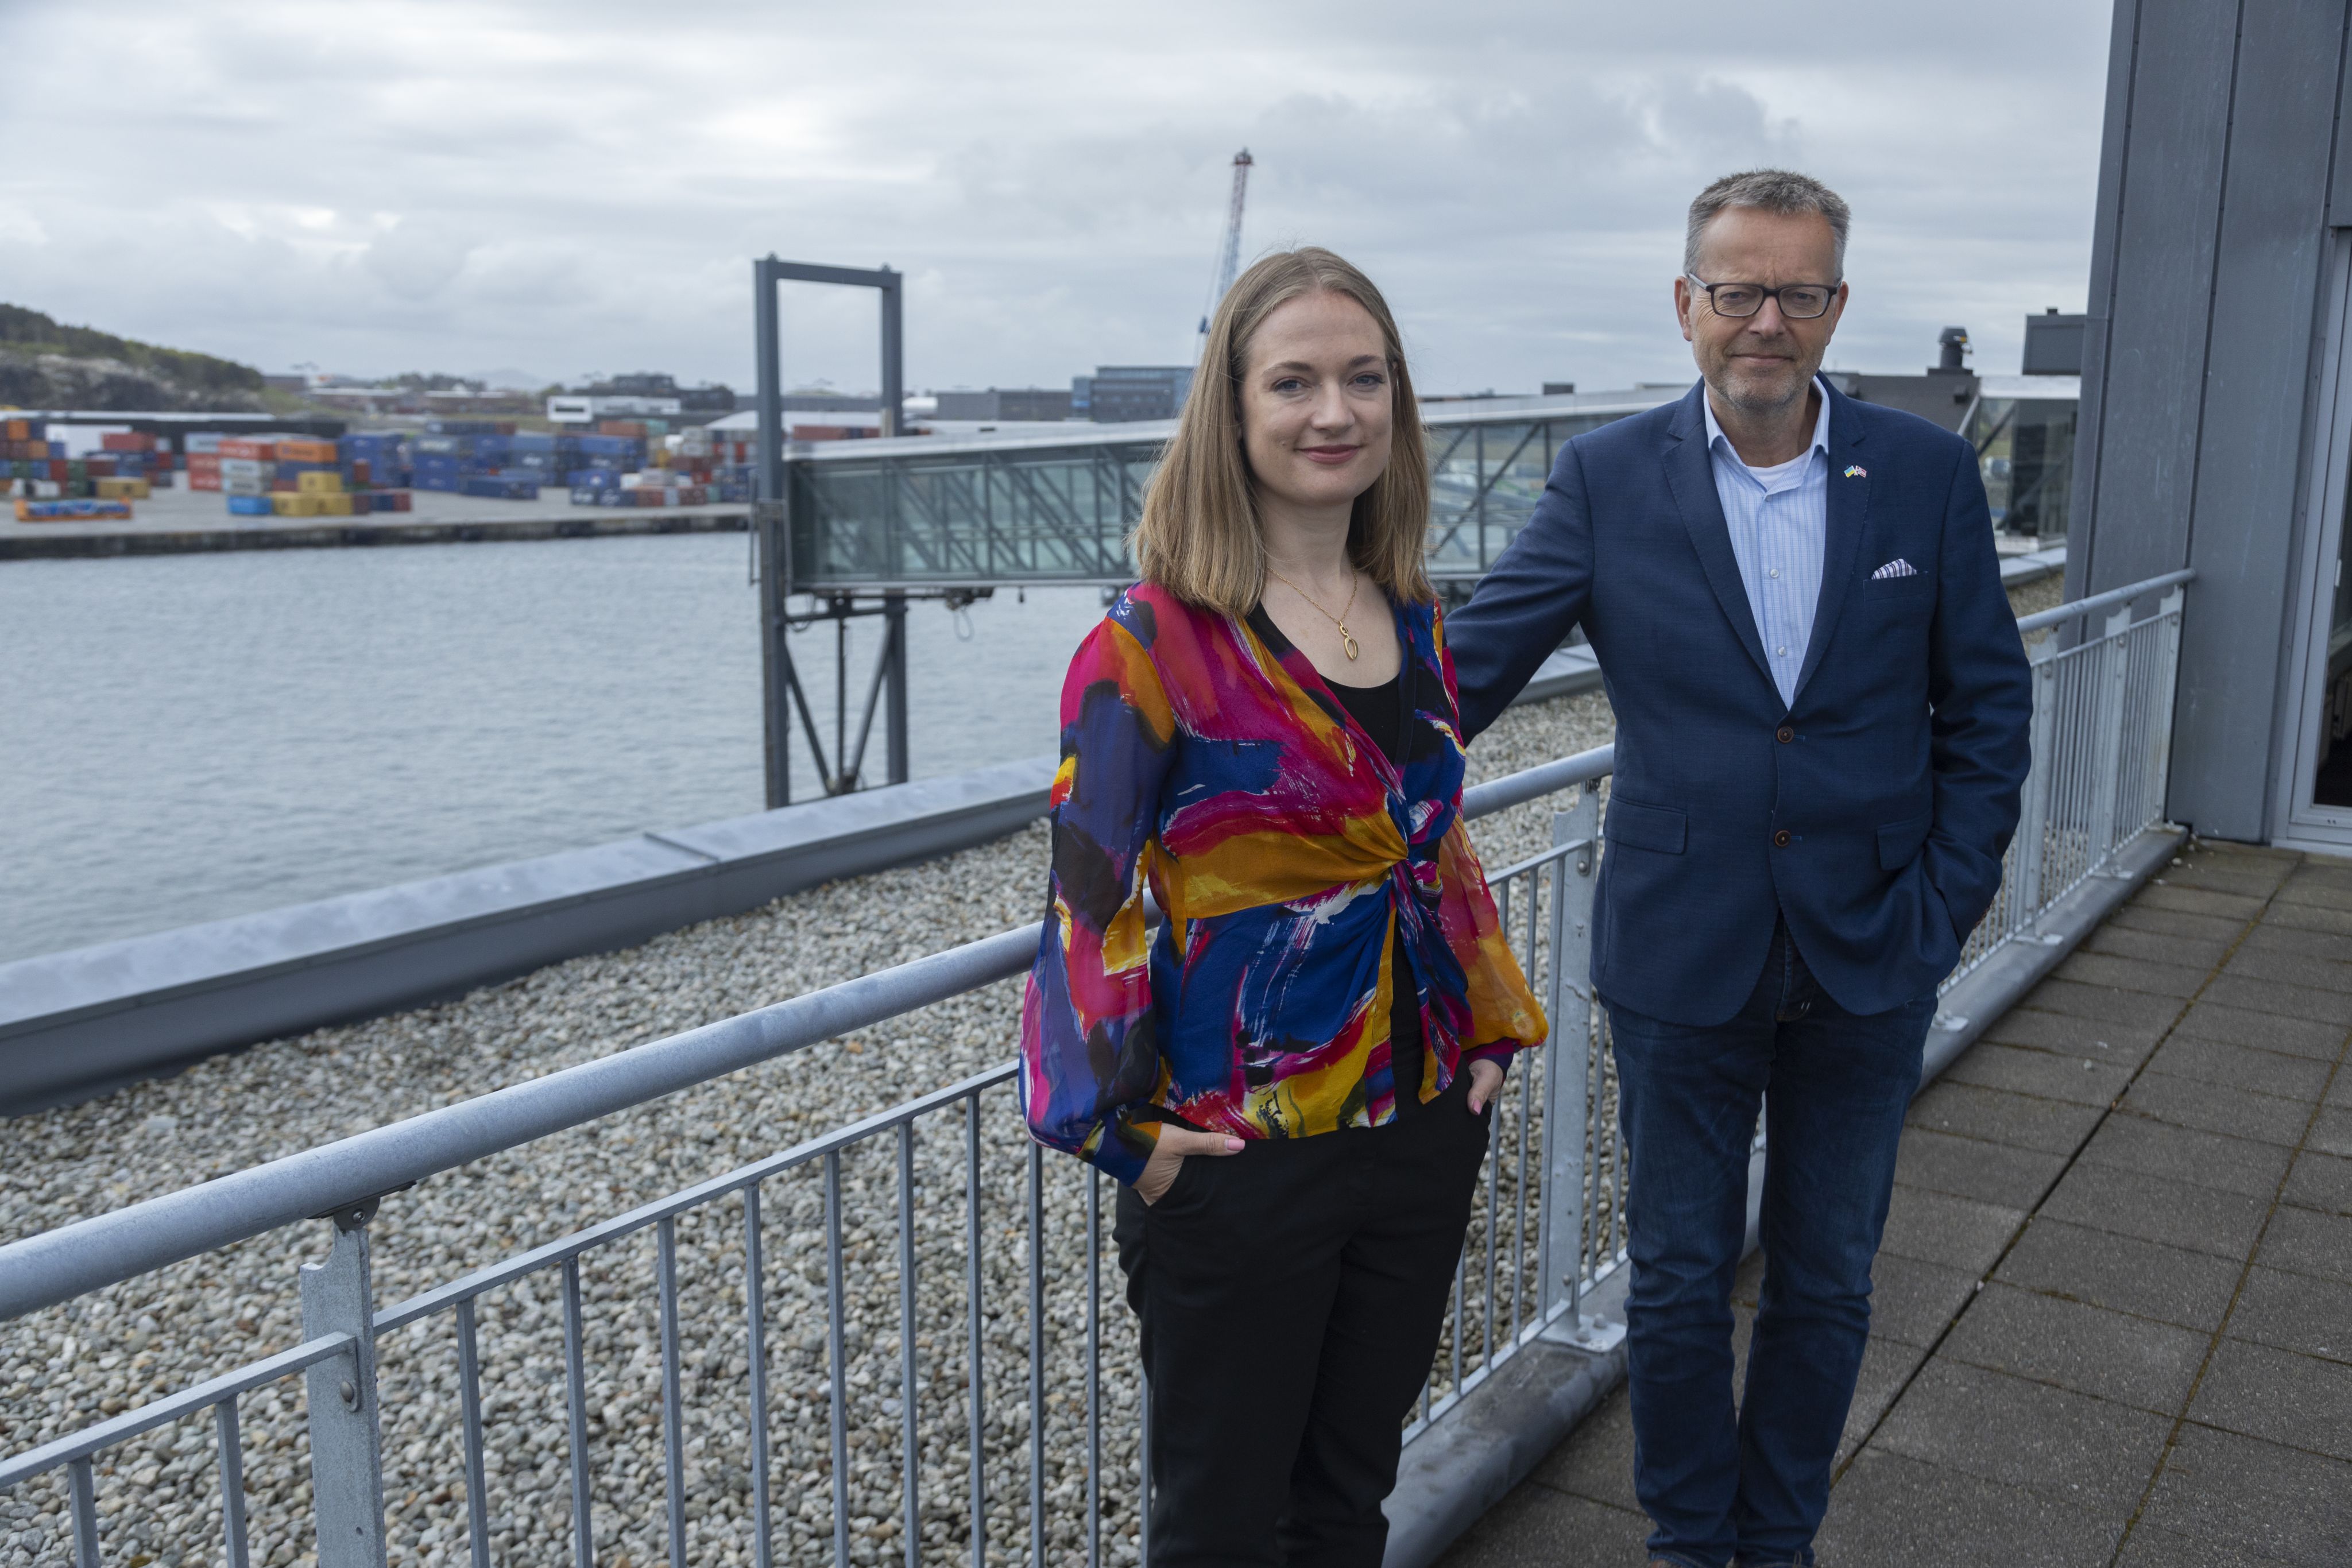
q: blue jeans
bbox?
[1603,922,1931,1568]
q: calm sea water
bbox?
[0,536,1107,964]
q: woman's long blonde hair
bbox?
[1131,246,1432,617]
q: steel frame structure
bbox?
[752,257,912,807]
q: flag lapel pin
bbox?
[1843,464,1867,479]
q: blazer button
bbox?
[1775,726,1794,744]
[1773,829,1792,847]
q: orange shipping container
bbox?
[276,438,338,463]
[3,420,28,441]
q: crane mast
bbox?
[1197,149,1254,343]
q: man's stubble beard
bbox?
[1706,348,1816,423]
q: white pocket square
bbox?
[1870,558,1919,580]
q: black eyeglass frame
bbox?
[1684,274,1842,320]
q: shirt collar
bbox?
[1702,374,1833,467]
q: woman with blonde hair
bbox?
[1019,246,1546,1565]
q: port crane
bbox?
[1197,149,1254,343]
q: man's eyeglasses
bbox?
[1686,276,1839,320]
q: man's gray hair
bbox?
[1684,169,1851,279]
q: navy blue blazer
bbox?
[1449,380,2034,1025]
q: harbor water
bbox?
[0,534,1108,964]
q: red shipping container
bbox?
[385,490,412,512]
[217,439,276,461]
[187,471,222,491]
[349,459,372,486]
[87,458,117,478]
[100,432,156,452]
[270,475,297,492]
[187,454,222,473]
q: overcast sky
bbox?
[0,2,2113,398]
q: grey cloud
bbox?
[0,0,2111,395]
[363,219,476,303]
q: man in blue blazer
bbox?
[1449,171,2032,1567]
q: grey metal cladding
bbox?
[2070,0,2352,840]
[2330,2,2352,226]
[2082,0,2239,597]
[2176,0,2347,839]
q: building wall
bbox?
[2069,0,2350,841]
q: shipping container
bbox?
[459,474,538,501]
[226,494,273,516]
[16,497,131,522]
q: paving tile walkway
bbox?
[1438,841,2352,1566]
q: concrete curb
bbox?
[1379,815,2178,1568]
[0,758,1057,1115]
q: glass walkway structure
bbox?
[771,392,1683,593]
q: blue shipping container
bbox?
[572,435,644,461]
[226,495,273,516]
[461,474,538,500]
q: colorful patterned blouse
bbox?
[1019,582,1546,1185]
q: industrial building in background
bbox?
[547,371,734,424]
[932,386,1073,421]
[1071,364,1196,421]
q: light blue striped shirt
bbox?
[1703,378,1833,708]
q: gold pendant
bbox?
[1340,625,1360,660]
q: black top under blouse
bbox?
[1325,665,1428,1120]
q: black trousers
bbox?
[1112,1076,1494,1567]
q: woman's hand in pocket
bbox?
[1464,1059,1504,1114]
[1135,1128,1245,1206]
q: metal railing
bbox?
[0,571,2194,1568]
[1948,569,2192,987]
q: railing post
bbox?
[2149,588,2187,823]
[300,1201,388,1568]
[2014,648,2059,931]
[1541,790,1617,1349]
[2086,603,2133,869]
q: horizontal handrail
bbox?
[0,926,1035,1322]
[2016,568,2193,636]
[0,742,1618,1325]
[0,1332,352,1489]
[370,1062,1016,1334]
[1461,743,1615,816]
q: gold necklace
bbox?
[1266,566,1361,660]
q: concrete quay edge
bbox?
[0,508,749,559]
[1379,814,2179,1568]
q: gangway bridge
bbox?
[772,389,1677,593]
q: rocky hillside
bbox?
[0,304,265,412]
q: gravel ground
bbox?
[0,686,1615,1568]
